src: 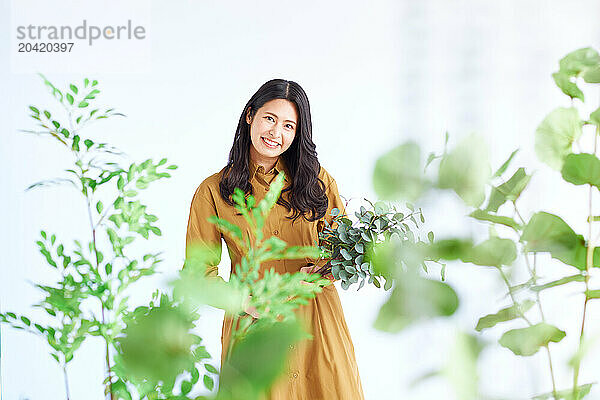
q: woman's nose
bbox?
[269,124,283,137]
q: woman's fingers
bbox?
[245,305,259,318]
[244,294,259,318]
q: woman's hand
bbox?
[299,263,335,285]
[243,294,260,319]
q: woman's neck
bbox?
[249,148,278,173]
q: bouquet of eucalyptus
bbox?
[315,200,428,290]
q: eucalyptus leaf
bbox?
[561,153,600,188]
[534,107,582,171]
[493,149,519,178]
[475,300,535,332]
[374,272,459,333]
[499,323,566,356]
[469,210,521,230]
[373,141,426,202]
[521,211,600,270]
[438,133,491,208]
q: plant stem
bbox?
[225,313,241,362]
[497,267,532,326]
[63,364,71,400]
[513,205,558,399]
[102,305,115,400]
[86,189,114,400]
[572,123,598,398]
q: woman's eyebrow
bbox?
[264,111,296,124]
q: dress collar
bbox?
[249,157,290,182]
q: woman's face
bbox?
[246,98,298,163]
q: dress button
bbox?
[293,372,298,378]
[264,187,269,192]
[289,344,294,350]
[273,230,279,235]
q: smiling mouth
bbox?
[262,137,280,148]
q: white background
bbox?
[2,0,600,399]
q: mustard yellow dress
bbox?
[185,157,365,400]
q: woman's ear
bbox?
[245,108,253,125]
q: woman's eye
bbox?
[286,124,294,130]
[264,116,274,122]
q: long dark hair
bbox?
[219,78,328,222]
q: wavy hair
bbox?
[219,78,328,222]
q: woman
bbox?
[185,78,365,399]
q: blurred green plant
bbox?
[114,290,219,400]
[165,172,333,399]
[370,47,600,399]
[0,75,183,400]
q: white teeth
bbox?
[262,137,280,147]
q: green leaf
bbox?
[96,201,103,213]
[373,273,459,333]
[117,299,202,388]
[208,215,243,242]
[340,248,352,260]
[521,212,600,270]
[485,167,531,212]
[499,323,565,356]
[535,107,582,170]
[552,71,584,101]
[191,367,200,384]
[373,141,426,202]
[203,374,214,391]
[205,363,218,374]
[78,101,89,108]
[531,274,586,292]
[561,153,600,188]
[469,210,521,230]
[66,93,74,105]
[493,149,519,178]
[72,135,80,151]
[585,289,600,299]
[533,383,594,400]
[584,65,600,83]
[475,300,535,331]
[430,239,474,261]
[461,237,517,268]
[438,133,491,208]
[591,107,600,127]
[117,176,125,191]
[70,84,78,94]
[29,105,39,114]
[558,47,600,76]
[219,319,306,396]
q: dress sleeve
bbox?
[185,184,223,278]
